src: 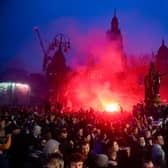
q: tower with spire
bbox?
[106,9,127,69]
[106,9,123,50]
[155,39,168,73]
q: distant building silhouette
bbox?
[46,47,70,103]
[106,9,127,69]
[47,47,68,77]
[155,40,168,73]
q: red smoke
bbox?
[15,17,168,111]
[63,29,149,112]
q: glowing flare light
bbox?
[104,103,120,112]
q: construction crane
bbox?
[34,26,51,71]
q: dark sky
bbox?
[1,0,168,72]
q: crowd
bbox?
[0,105,168,168]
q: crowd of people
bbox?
[0,105,168,168]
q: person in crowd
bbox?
[8,125,36,168]
[106,140,130,168]
[93,154,109,168]
[143,160,155,168]
[131,136,149,168]
[151,134,167,168]
[43,153,64,168]
[43,130,60,156]
[0,128,11,168]
[79,141,95,168]
[145,130,152,140]
[67,152,85,168]
[130,127,139,145]
[73,128,84,149]
[58,127,74,164]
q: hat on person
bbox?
[43,139,60,155]
[94,154,108,168]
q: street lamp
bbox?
[48,33,71,53]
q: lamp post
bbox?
[48,33,70,52]
[34,28,71,108]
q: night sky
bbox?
[1,0,168,72]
